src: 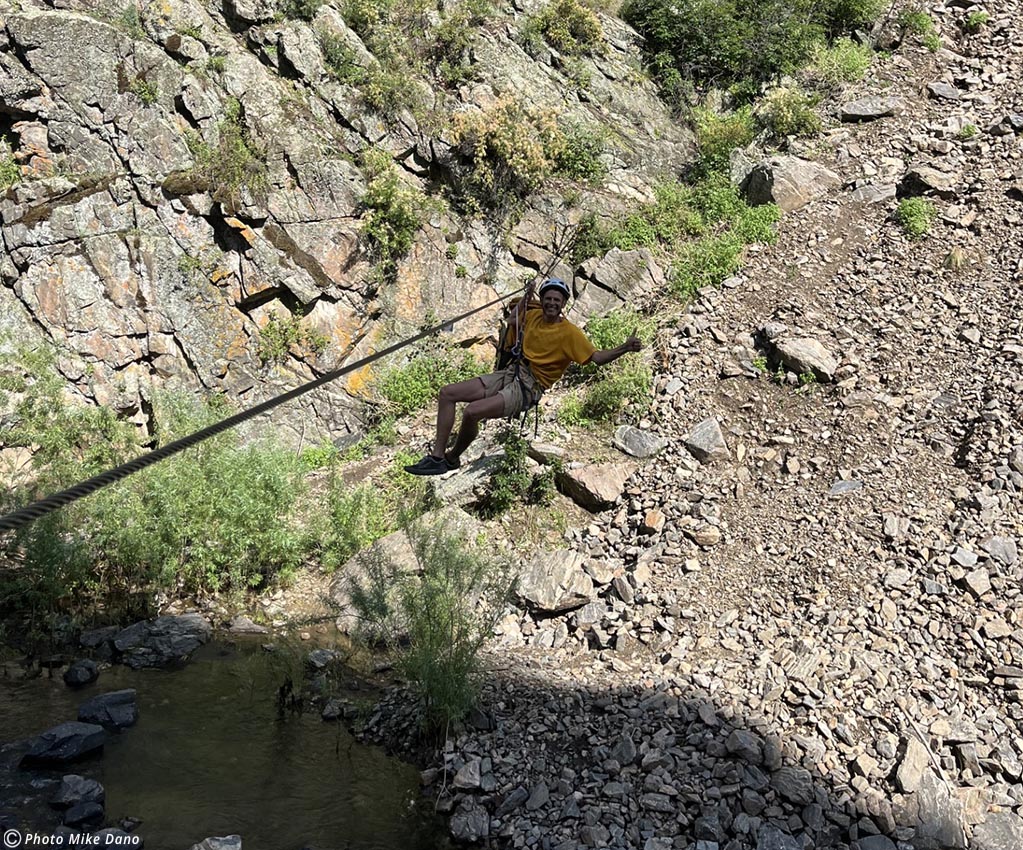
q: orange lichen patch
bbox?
[210,267,233,284]
[344,325,384,398]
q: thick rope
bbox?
[0,286,525,533]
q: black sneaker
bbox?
[404,454,458,476]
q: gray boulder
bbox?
[772,337,839,381]
[63,660,99,687]
[684,417,730,463]
[112,614,212,668]
[517,550,594,614]
[971,811,1023,850]
[190,838,242,850]
[450,799,489,843]
[574,249,666,323]
[557,461,636,511]
[50,775,105,808]
[613,425,667,459]
[900,165,959,199]
[840,96,904,121]
[741,156,841,212]
[756,825,801,850]
[78,690,139,730]
[22,722,105,764]
[63,801,103,827]
[914,770,967,848]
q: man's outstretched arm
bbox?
[588,336,643,366]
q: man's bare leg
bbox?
[448,394,505,462]
[431,377,488,458]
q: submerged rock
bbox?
[78,690,139,730]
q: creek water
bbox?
[0,640,450,850]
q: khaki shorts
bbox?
[478,364,541,417]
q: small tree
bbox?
[347,516,514,732]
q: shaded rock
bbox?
[190,838,242,850]
[840,96,904,121]
[927,82,960,101]
[78,690,139,730]
[613,425,667,459]
[772,337,839,381]
[557,461,636,511]
[742,156,841,212]
[914,770,967,848]
[22,722,105,765]
[517,550,594,614]
[771,766,813,805]
[63,801,103,828]
[496,786,529,817]
[525,781,549,811]
[449,799,489,843]
[574,248,666,323]
[849,182,897,204]
[684,417,731,463]
[63,660,98,687]
[452,758,482,790]
[112,614,212,669]
[858,837,897,850]
[971,811,1023,850]
[726,729,764,765]
[756,824,801,850]
[50,775,104,809]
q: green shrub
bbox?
[360,158,424,279]
[530,0,604,56]
[347,519,513,731]
[820,0,886,32]
[553,123,607,182]
[958,123,977,140]
[117,5,145,39]
[810,37,873,85]
[621,0,825,89]
[339,0,395,40]
[1,374,311,617]
[733,202,781,243]
[670,232,744,297]
[0,143,20,191]
[693,106,756,174]
[688,172,746,224]
[475,426,562,517]
[186,99,267,203]
[899,9,933,35]
[756,86,822,138]
[129,76,158,105]
[257,313,328,364]
[362,63,417,117]
[585,309,657,350]
[206,55,227,72]
[896,197,936,239]
[278,0,324,19]
[450,96,569,214]
[378,345,484,416]
[579,357,652,421]
[320,31,369,84]
[320,483,394,570]
[922,31,941,51]
[964,11,989,33]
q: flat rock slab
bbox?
[927,81,961,101]
[840,96,904,121]
[971,811,1023,850]
[21,721,105,764]
[50,774,105,808]
[517,550,594,614]
[113,614,212,669]
[557,461,636,511]
[900,165,960,199]
[78,689,139,729]
[613,425,667,458]
[914,769,967,848]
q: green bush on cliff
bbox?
[0,143,20,191]
[186,99,268,203]
[359,152,425,280]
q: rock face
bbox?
[0,2,691,447]
[741,156,842,212]
[112,614,212,668]
[21,722,106,764]
[574,249,667,322]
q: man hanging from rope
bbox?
[404,278,643,475]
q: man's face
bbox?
[541,289,566,320]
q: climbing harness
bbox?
[0,285,528,534]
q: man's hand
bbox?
[622,335,643,353]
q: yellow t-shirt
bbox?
[519,308,595,389]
